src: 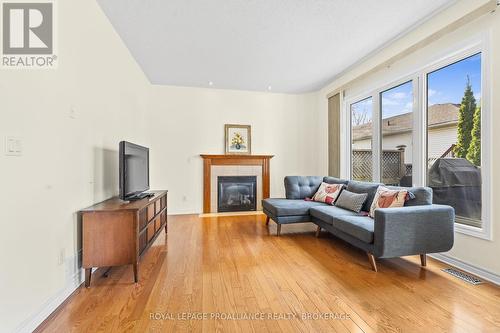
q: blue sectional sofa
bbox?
[262,176,455,271]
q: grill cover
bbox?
[428,158,481,220]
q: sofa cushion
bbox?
[332,215,375,244]
[346,180,383,212]
[284,176,323,199]
[310,206,359,224]
[386,186,433,206]
[323,176,349,185]
[262,198,327,217]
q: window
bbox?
[343,41,490,238]
[351,97,373,181]
[380,81,414,186]
[426,53,482,228]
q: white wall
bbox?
[146,85,323,214]
[0,1,151,332]
[318,0,500,277]
[0,1,323,332]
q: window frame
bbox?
[421,42,491,240]
[378,77,419,186]
[345,94,375,182]
[342,34,491,240]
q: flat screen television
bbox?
[119,141,150,200]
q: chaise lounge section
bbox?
[262,176,455,271]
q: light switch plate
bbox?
[5,136,22,156]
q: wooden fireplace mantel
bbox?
[200,154,274,213]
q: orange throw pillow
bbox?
[369,186,408,218]
[312,182,345,205]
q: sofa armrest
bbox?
[373,204,454,258]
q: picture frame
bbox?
[225,124,251,155]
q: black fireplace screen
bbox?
[217,176,257,212]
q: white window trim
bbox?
[421,39,491,240]
[377,77,419,185]
[344,93,374,181]
[342,32,492,240]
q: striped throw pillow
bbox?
[334,190,368,213]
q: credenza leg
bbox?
[85,268,92,288]
[102,266,112,278]
[133,263,138,283]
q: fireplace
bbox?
[217,176,257,212]
[200,155,273,213]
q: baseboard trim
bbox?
[430,253,500,286]
[14,264,84,333]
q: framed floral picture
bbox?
[225,124,251,155]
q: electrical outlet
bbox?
[69,107,78,119]
[58,248,65,266]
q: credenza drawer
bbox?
[154,217,160,232]
[147,222,155,242]
[147,204,155,221]
[139,230,148,254]
[139,209,148,231]
[154,200,160,215]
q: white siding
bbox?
[382,133,413,161]
[428,126,457,158]
[353,125,457,164]
[352,138,372,150]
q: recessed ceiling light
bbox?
[267,86,272,91]
[208,81,213,86]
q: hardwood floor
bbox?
[37,214,500,332]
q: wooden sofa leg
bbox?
[276,224,281,236]
[315,226,321,237]
[420,254,427,267]
[367,253,378,272]
[265,216,270,225]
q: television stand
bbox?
[80,190,168,287]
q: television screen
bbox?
[119,141,149,200]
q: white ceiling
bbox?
[97,0,455,93]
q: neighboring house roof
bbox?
[352,103,459,141]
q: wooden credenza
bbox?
[80,190,168,287]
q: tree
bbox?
[352,109,369,126]
[466,106,481,166]
[453,77,476,158]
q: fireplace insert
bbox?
[217,176,257,212]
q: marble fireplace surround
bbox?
[200,155,274,214]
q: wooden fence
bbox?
[352,149,405,185]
